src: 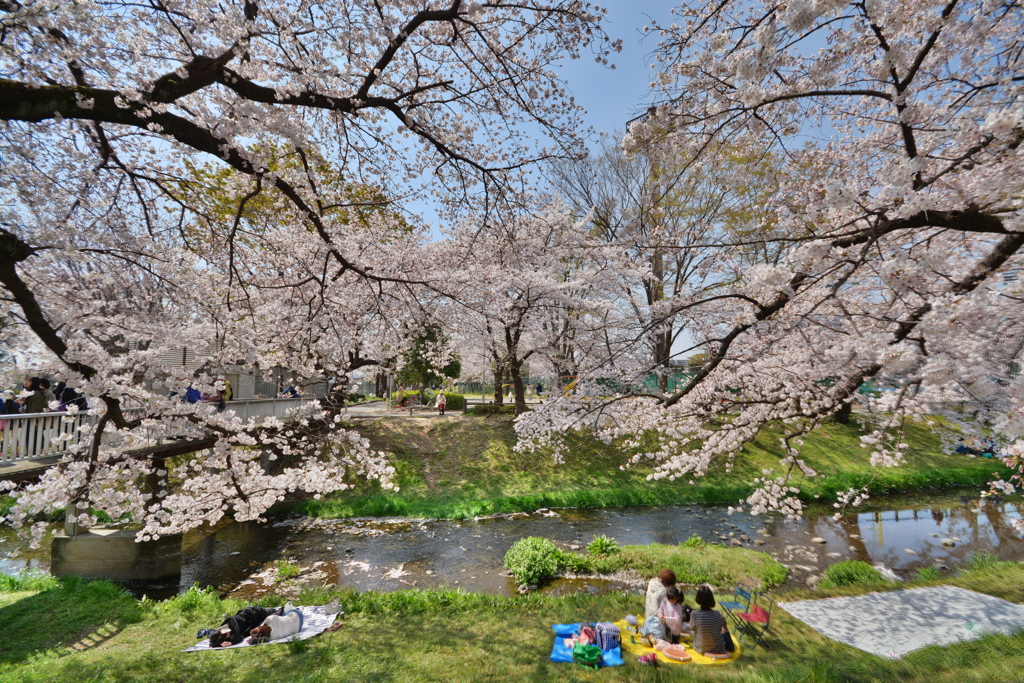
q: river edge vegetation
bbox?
[296,416,1012,520]
[1,554,1022,683]
[503,536,789,588]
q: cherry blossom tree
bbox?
[518,0,1024,517]
[441,200,621,414]
[0,0,616,543]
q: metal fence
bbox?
[0,397,322,465]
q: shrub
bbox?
[587,534,620,555]
[681,534,705,549]
[467,404,517,416]
[275,559,301,581]
[441,392,466,411]
[819,560,885,589]
[558,552,592,574]
[347,392,365,403]
[504,537,561,586]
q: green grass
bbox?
[276,558,301,581]
[295,416,1010,520]
[562,541,790,590]
[2,561,1024,683]
[498,537,788,591]
[818,561,886,589]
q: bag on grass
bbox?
[723,629,736,653]
[640,615,667,642]
[572,642,602,671]
[594,621,621,651]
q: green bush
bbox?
[428,391,465,410]
[275,558,301,581]
[558,552,592,574]
[819,560,886,589]
[504,537,561,586]
[466,404,517,416]
[681,534,706,549]
[587,534,620,555]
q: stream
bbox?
[2,492,1022,600]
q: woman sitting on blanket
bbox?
[645,568,677,618]
[690,585,734,658]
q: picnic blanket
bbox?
[183,606,338,652]
[549,623,625,667]
[613,616,742,666]
[780,586,1024,659]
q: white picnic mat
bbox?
[780,586,1024,659]
[183,606,337,652]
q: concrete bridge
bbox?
[0,396,318,483]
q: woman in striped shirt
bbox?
[691,585,732,656]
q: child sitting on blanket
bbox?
[658,586,693,641]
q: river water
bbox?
[2,492,1022,599]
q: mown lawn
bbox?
[297,415,1010,519]
[2,557,1023,683]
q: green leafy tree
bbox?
[396,326,461,397]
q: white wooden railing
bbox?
[0,397,320,465]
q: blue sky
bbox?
[412,1,684,228]
[554,0,683,139]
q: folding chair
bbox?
[734,593,773,650]
[718,583,754,626]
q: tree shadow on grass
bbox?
[0,576,146,666]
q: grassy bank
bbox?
[507,537,789,589]
[2,557,1023,682]
[297,416,1011,519]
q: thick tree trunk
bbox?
[492,363,504,404]
[510,360,528,415]
[834,401,853,425]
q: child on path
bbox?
[435,391,446,415]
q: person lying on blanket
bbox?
[248,598,342,645]
[209,598,342,648]
[249,604,303,644]
[209,606,283,648]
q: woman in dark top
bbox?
[690,585,730,655]
[19,376,47,414]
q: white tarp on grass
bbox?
[778,585,1024,659]
[779,586,1024,659]
[183,606,338,652]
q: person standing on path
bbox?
[435,390,446,416]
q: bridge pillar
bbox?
[64,500,90,537]
[50,529,182,581]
